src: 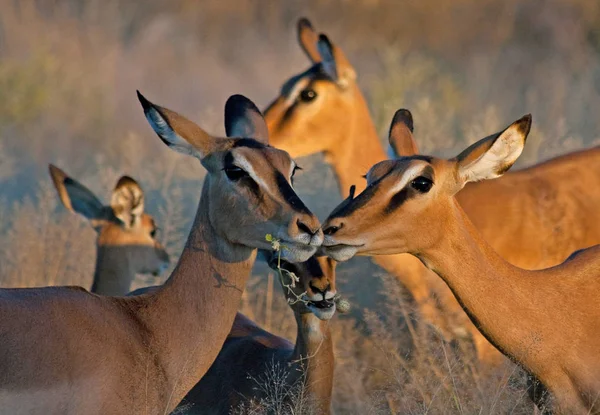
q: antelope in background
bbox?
[322,114,600,414]
[264,18,600,365]
[178,255,340,414]
[49,165,170,295]
[0,93,321,414]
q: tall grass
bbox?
[1,0,599,412]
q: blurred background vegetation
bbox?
[1,0,599,413]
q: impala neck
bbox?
[416,199,542,364]
[92,248,135,296]
[291,312,334,414]
[143,181,255,410]
[325,87,385,197]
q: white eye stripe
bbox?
[232,155,270,191]
[388,164,427,195]
[285,79,310,106]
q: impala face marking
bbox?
[138,92,323,262]
[268,254,338,321]
[322,115,532,262]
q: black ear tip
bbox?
[515,114,533,136]
[297,17,314,31]
[136,90,151,111]
[115,175,140,190]
[318,33,332,46]
[48,164,65,180]
[392,108,414,132]
[225,94,262,116]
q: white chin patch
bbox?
[279,245,317,263]
[325,245,358,262]
[308,303,336,321]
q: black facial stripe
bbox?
[329,183,378,218]
[329,167,394,218]
[281,256,324,279]
[385,187,411,214]
[232,138,267,149]
[281,64,333,99]
[384,165,434,214]
[275,172,311,214]
[223,152,235,167]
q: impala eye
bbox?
[150,228,157,238]
[224,166,249,181]
[299,89,317,102]
[411,176,433,193]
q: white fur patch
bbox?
[460,128,524,183]
[285,78,309,106]
[233,153,271,192]
[388,164,427,195]
[145,108,197,157]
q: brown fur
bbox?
[49,164,170,295]
[0,94,321,414]
[322,117,600,414]
[264,19,600,365]
[178,256,337,414]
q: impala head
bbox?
[138,92,323,262]
[267,253,338,320]
[264,18,359,157]
[322,112,533,261]
[49,165,170,276]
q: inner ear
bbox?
[317,34,338,81]
[137,90,220,159]
[111,176,145,228]
[297,18,321,63]
[388,109,419,157]
[455,114,532,184]
[224,95,270,144]
[48,164,105,222]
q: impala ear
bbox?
[455,114,532,185]
[111,176,144,228]
[317,34,356,87]
[388,109,419,157]
[137,91,221,159]
[224,94,270,144]
[297,18,321,63]
[48,164,105,222]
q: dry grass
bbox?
[2,0,600,413]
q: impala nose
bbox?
[309,281,335,301]
[290,214,323,246]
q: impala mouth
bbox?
[321,240,363,262]
[307,299,336,320]
[275,241,317,263]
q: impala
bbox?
[322,114,600,414]
[177,254,339,414]
[49,165,170,295]
[264,18,600,365]
[0,93,322,414]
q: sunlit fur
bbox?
[323,116,600,414]
[0,94,321,414]
[178,256,338,414]
[264,19,600,368]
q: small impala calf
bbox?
[0,93,321,414]
[265,18,600,366]
[322,114,600,414]
[49,165,170,295]
[178,255,338,414]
